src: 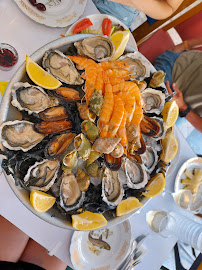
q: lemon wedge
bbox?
[161,133,178,163]
[26,55,62,90]
[0,81,8,96]
[116,197,143,216]
[162,101,179,129]
[142,173,165,197]
[110,30,130,61]
[30,190,56,213]
[72,211,107,230]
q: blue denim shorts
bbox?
[92,0,140,28]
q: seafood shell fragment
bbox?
[59,171,85,212]
[74,36,115,62]
[141,88,165,115]
[102,167,124,206]
[42,50,83,85]
[24,159,60,191]
[123,158,148,189]
[11,82,59,115]
[0,120,45,152]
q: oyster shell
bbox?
[119,52,150,80]
[74,36,115,62]
[0,120,45,152]
[59,170,85,212]
[42,50,83,85]
[141,88,165,114]
[102,167,124,206]
[123,158,148,189]
[141,146,159,173]
[24,159,60,191]
[11,82,59,114]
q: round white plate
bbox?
[65,14,138,51]
[70,220,132,270]
[174,157,202,192]
[14,0,87,28]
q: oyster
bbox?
[11,82,59,114]
[59,170,85,212]
[102,167,124,206]
[141,88,165,114]
[39,106,68,121]
[42,50,83,85]
[24,159,60,191]
[119,52,150,80]
[74,36,115,62]
[74,133,91,160]
[0,120,45,152]
[92,137,121,154]
[141,146,159,173]
[123,158,148,189]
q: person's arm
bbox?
[166,81,202,133]
[109,0,184,20]
[170,36,202,53]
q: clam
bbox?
[81,120,99,142]
[123,158,148,189]
[24,159,60,191]
[42,49,83,85]
[102,167,124,206]
[89,89,103,116]
[63,150,78,169]
[59,170,85,212]
[77,103,96,122]
[119,52,150,80]
[74,133,91,160]
[11,82,59,115]
[34,119,71,134]
[76,168,90,191]
[141,88,165,115]
[92,137,121,154]
[0,120,45,152]
[74,36,115,62]
[149,70,166,88]
[39,106,68,121]
[53,87,83,102]
[141,146,159,173]
[46,133,76,159]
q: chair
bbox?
[138,29,174,64]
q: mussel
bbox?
[34,120,71,134]
[104,154,121,171]
[39,106,68,121]
[53,87,83,102]
[140,115,160,137]
[46,132,76,159]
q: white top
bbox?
[0,1,199,269]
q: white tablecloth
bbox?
[0,1,200,269]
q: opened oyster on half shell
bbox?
[11,82,59,115]
[74,36,115,62]
[141,88,165,114]
[42,50,84,85]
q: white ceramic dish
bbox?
[70,220,132,270]
[174,157,202,192]
[14,0,87,28]
[65,14,138,50]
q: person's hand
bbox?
[166,81,188,111]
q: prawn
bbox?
[67,55,96,70]
[95,69,104,94]
[117,89,136,123]
[117,107,128,153]
[109,77,125,86]
[106,69,131,80]
[112,82,125,93]
[122,81,144,107]
[131,106,143,127]
[98,80,114,137]
[107,96,124,138]
[99,61,129,70]
[85,64,98,105]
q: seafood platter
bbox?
[0,34,171,230]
